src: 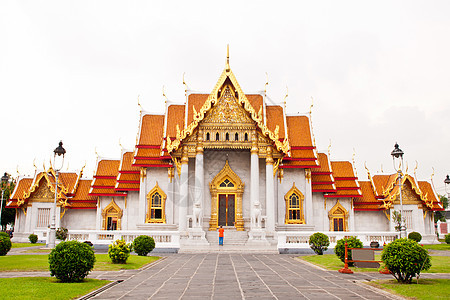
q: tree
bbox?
[434,195,448,223]
[1,179,15,230]
[392,210,403,231]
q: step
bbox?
[178,244,279,254]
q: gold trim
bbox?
[266,146,274,165]
[101,199,123,230]
[166,66,290,155]
[209,160,244,231]
[146,182,166,223]
[328,200,349,231]
[284,183,305,224]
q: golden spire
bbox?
[327,139,332,158]
[364,162,371,180]
[309,97,314,116]
[283,86,289,103]
[414,160,418,180]
[264,72,269,94]
[182,72,188,95]
[119,138,124,151]
[137,95,142,112]
[226,44,230,72]
[162,85,168,101]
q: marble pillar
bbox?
[179,146,189,232]
[265,146,275,232]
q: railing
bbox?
[277,231,400,249]
[62,230,180,248]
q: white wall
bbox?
[354,210,389,231]
[62,209,96,230]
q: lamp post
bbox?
[0,173,10,231]
[445,175,450,200]
[48,141,66,249]
[391,143,406,238]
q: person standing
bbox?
[218,225,224,246]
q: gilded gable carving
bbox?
[203,86,253,124]
[29,182,54,202]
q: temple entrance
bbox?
[218,194,235,226]
[209,160,244,231]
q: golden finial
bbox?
[414,160,418,179]
[81,161,86,173]
[16,165,20,178]
[119,138,123,151]
[431,167,435,182]
[162,85,168,101]
[352,148,356,165]
[182,72,188,94]
[43,160,46,171]
[380,164,384,173]
[66,162,70,171]
[137,95,142,111]
[327,139,332,157]
[405,161,408,174]
[264,72,269,94]
[33,158,37,171]
[226,44,230,72]
[283,86,288,103]
[364,161,371,180]
[309,97,314,116]
[95,147,99,160]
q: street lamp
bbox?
[445,175,450,198]
[0,173,10,231]
[48,141,66,249]
[391,143,406,238]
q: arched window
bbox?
[146,182,166,223]
[102,199,123,230]
[216,132,220,141]
[284,183,305,224]
[235,133,239,141]
[225,132,229,141]
[244,132,248,141]
[206,132,210,141]
[328,200,348,231]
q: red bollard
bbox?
[338,241,353,274]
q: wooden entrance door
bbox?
[218,194,235,226]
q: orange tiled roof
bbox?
[10,178,33,200]
[116,151,140,191]
[187,94,208,125]
[166,104,185,138]
[418,181,443,210]
[58,172,78,194]
[246,94,264,123]
[135,148,163,158]
[313,153,333,174]
[95,160,121,177]
[137,114,165,146]
[286,115,314,147]
[372,174,396,196]
[325,161,361,198]
[353,181,381,210]
[70,180,97,208]
[90,159,125,196]
[266,105,285,140]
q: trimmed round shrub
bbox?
[48,240,96,282]
[334,236,363,266]
[408,231,422,242]
[445,233,450,244]
[28,234,38,244]
[56,227,68,241]
[382,238,431,283]
[0,233,12,256]
[108,239,132,264]
[133,235,155,256]
[309,232,330,255]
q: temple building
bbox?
[7,56,444,251]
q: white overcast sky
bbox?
[1,0,449,195]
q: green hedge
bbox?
[133,235,155,256]
[108,240,132,264]
[334,236,363,266]
[309,232,330,255]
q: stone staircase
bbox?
[178,228,278,253]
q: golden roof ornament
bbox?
[226,44,230,72]
[137,95,142,112]
[264,72,269,94]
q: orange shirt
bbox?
[218,228,224,237]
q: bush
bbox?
[48,240,96,282]
[28,234,38,244]
[133,235,155,256]
[445,233,450,244]
[108,239,132,264]
[408,231,422,242]
[56,227,68,241]
[381,238,431,283]
[0,234,12,256]
[309,232,330,255]
[334,236,363,266]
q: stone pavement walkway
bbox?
[86,254,448,300]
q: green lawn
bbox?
[11,243,46,248]
[0,254,160,272]
[301,254,450,273]
[369,279,450,300]
[423,243,450,251]
[0,277,110,300]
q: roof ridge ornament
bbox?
[226,44,230,72]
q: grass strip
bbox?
[368,279,450,300]
[423,243,450,251]
[0,254,160,272]
[0,277,110,300]
[11,243,46,248]
[301,254,450,273]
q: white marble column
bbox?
[304,169,313,224]
[194,131,204,228]
[178,146,189,232]
[265,146,275,232]
[250,132,260,229]
[138,169,147,224]
[55,206,61,228]
[349,199,355,231]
